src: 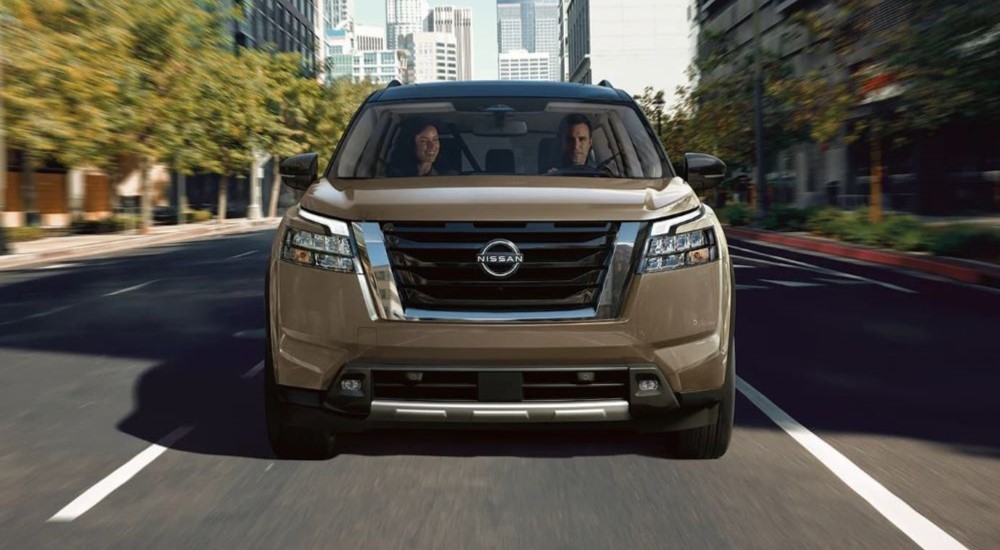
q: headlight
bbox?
[282,220,356,273]
[642,227,718,273]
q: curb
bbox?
[0,219,280,271]
[724,226,1000,288]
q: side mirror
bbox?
[683,152,726,191]
[280,153,319,190]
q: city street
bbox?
[0,228,997,549]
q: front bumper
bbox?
[275,364,724,433]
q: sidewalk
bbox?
[0,218,281,271]
[724,225,1000,288]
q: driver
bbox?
[557,113,592,168]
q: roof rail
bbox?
[597,79,614,89]
[386,79,403,88]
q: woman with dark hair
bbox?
[389,118,441,177]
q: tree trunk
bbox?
[268,155,281,218]
[177,171,187,225]
[22,151,37,226]
[217,174,228,223]
[0,138,7,254]
[869,136,883,224]
[139,157,152,234]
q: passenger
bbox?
[391,119,442,176]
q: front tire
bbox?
[664,340,735,460]
[265,376,337,460]
[264,272,336,460]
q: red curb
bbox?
[724,226,998,286]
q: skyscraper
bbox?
[322,0,353,34]
[497,1,523,53]
[499,50,551,80]
[405,32,459,83]
[497,0,559,80]
[386,0,430,51]
[234,0,319,72]
[429,6,474,81]
[454,8,474,80]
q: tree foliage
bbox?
[1,0,376,228]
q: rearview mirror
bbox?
[683,152,726,191]
[280,153,319,190]
[472,119,528,136]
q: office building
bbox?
[499,50,551,81]
[565,0,688,94]
[321,0,352,33]
[386,0,430,50]
[233,0,319,71]
[405,31,458,82]
[428,6,474,80]
[498,0,559,80]
[355,24,386,51]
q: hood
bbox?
[299,175,701,222]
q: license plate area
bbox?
[478,372,524,402]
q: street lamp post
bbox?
[752,0,767,219]
[654,97,666,138]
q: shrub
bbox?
[6,226,47,242]
[806,207,848,236]
[71,217,130,235]
[928,225,1000,262]
[876,214,929,251]
[720,202,753,226]
[186,209,213,223]
[762,205,813,231]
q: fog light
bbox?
[638,379,659,392]
[340,378,362,392]
[405,371,423,383]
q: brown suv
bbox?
[265,81,734,459]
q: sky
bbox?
[356,0,499,80]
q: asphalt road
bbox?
[0,229,997,549]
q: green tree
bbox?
[1,0,129,222]
[196,48,272,222]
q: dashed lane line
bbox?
[102,279,161,297]
[47,426,194,523]
[737,377,967,550]
[728,244,917,294]
[242,360,265,379]
[227,250,257,260]
[759,279,824,288]
[0,305,75,327]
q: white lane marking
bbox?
[37,263,80,270]
[728,244,917,294]
[242,360,265,379]
[731,253,809,270]
[102,279,161,297]
[0,305,76,327]
[48,426,193,523]
[816,277,868,285]
[733,264,755,269]
[227,250,257,260]
[736,284,770,290]
[760,279,824,288]
[736,377,968,550]
[233,328,266,340]
[27,305,74,319]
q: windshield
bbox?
[328,97,671,180]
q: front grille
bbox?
[381,221,619,312]
[372,368,629,402]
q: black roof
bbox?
[370,80,633,103]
